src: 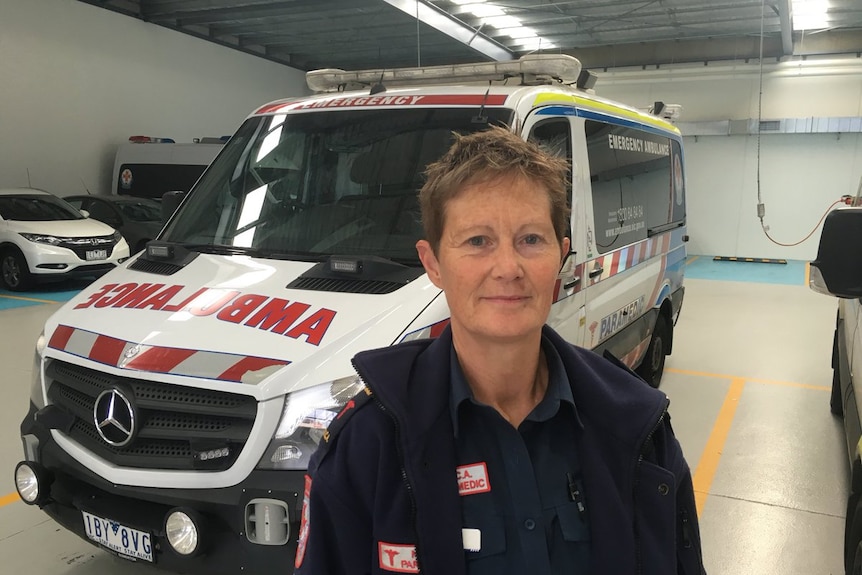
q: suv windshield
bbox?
[0,194,84,221]
[116,199,162,222]
[161,107,513,264]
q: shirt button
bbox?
[524,519,536,530]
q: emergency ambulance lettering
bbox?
[244,299,311,334]
[285,308,336,346]
[161,288,209,312]
[135,285,185,310]
[74,283,118,309]
[188,290,242,316]
[94,283,139,308]
[113,283,166,308]
[216,294,270,323]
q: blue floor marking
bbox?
[685,255,807,285]
[0,280,89,311]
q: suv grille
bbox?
[59,235,119,261]
[45,359,258,471]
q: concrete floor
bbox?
[0,275,848,574]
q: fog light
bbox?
[15,462,40,504]
[165,510,199,555]
[271,444,302,464]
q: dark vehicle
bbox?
[810,203,862,575]
[64,195,163,254]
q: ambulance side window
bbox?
[528,119,572,238]
[585,120,678,254]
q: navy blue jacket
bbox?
[296,326,706,575]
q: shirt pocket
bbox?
[462,515,507,566]
[556,501,590,543]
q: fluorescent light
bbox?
[450,0,484,4]
[498,26,538,39]
[512,37,556,51]
[466,4,504,17]
[792,0,830,30]
[483,15,522,29]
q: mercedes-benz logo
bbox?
[93,389,136,447]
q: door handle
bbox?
[588,267,604,279]
[564,276,581,290]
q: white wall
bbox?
[595,58,862,260]
[0,0,308,197]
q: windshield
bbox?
[0,194,84,221]
[161,107,513,264]
[116,199,162,222]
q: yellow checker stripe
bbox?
[532,93,681,135]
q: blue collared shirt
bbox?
[449,337,591,575]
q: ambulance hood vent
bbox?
[286,256,424,295]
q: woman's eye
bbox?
[523,234,541,245]
[468,236,485,247]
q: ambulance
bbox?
[15,54,687,574]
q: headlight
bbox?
[112,231,122,242]
[19,233,63,245]
[256,375,366,470]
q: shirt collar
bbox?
[448,336,574,437]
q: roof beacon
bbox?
[306,54,583,93]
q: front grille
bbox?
[59,235,118,261]
[287,276,406,294]
[45,359,257,471]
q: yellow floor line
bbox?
[0,293,56,304]
[692,376,745,515]
[687,255,700,265]
[804,262,810,287]
[666,367,829,391]
[0,492,20,507]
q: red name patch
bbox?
[456,462,491,496]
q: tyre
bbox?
[636,313,670,388]
[0,248,33,292]
[832,368,845,416]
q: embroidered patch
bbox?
[294,475,312,569]
[456,462,491,496]
[378,542,419,573]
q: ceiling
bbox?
[80,0,862,73]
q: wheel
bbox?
[832,368,845,416]
[833,328,845,416]
[0,248,33,291]
[636,314,670,388]
[847,490,862,574]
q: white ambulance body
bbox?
[16,55,686,574]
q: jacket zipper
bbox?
[633,399,669,575]
[352,361,425,573]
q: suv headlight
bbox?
[20,233,63,245]
[256,375,366,470]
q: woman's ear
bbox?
[416,239,443,289]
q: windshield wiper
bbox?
[178,243,263,257]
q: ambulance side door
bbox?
[522,111,587,347]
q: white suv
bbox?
[0,188,130,291]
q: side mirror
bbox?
[161,190,186,222]
[80,209,90,218]
[810,207,862,298]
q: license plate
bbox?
[82,511,153,562]
[85,249,108,261]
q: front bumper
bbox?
[20,402,303,575]
[20,240,129,278]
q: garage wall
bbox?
[0,0,308,198]
[596,58,862,260]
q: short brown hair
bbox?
[418,124,570,253]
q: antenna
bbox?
[80,177,93,195]
[26,168,32,188]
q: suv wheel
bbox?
[1,248,33,291]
